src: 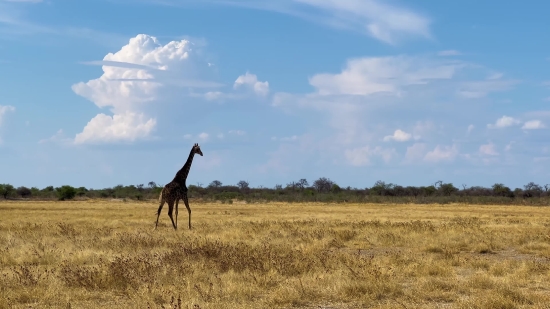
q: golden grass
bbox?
[1,200,550,308]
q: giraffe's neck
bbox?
[172,148,196,186]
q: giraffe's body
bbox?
[155,143,203,230]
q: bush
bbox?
[16,186,32,198]
[0,184,15,199]
[56,185,77,201]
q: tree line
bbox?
[1,178,550,205]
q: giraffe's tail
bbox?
[158,187,165,202]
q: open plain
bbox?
[1,200,550,308]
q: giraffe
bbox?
[155,143,203,230]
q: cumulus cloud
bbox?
[424,144,458,162]
[383,129,412,142]
[0,105,15,144]
[272,135,299,142]
[522,120,545,130]
[268,50,527,169]
[72,34,219,144]
[309,55,460,96]
[183,132,209,142]
[487,116,521,129]
[479,142,499,156]
[344,146,397,166]
[404,143,427,162]
[74,112,157,144]
[39,129,72,145]
[198,132,209,141]
[228,129,246,135]
[234,72,269,96]
[0,105,15,126]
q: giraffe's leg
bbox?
[155,200,165,230]
[175,198,179,230]
[183,193,192,230]
[167,200,177,230]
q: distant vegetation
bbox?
[1,178,550,205]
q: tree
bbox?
[136,184,144,192]
[56,185,77,201]
[313,177,334,193]
[420,185,436,196]
[369,181,394,196]
[331,184,341,193]
[296,179,309,190]
[237,180,250,190]
[405,186,421,197]
[492,183,512,197]
[0,184,15,199]
[285,181,297,190]
[208,180,222,188]
[76,187,88,197]
[148,181,157,188]
[16,186,32,198]
[523,182,543,197]
[274,184,283,190]
[439,183,458,196]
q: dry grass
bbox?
[1,200,550,308]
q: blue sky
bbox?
[1,0,549,190]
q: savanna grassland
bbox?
[1,200,550,308]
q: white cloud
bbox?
[383,129,412,142]
[38,129,74,145]
[302,0,432,44]
[204,91,223,101]
[272,135,299,142]
[175,0,431,45]
[458,73,518,98]
[0,105,15,126]
[486,72,504,80]
[270,52,522,169]
[522,120,545,130]
[424,144,458,162]
[228,130,246,135]
[72,34,217,144]
[404,143,426,162]
[479,142,499,156]
[309,55,460,96]
[487,116,521,129]
[234,72,269,96]
[74,112,156,144]
[411,121,434,140]
[344,145,396,166]
[0,2,126,47]
[437,50,461,56]
[198,132,209,141]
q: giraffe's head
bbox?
[193,143,203,156]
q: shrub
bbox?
[56,185,77,201]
